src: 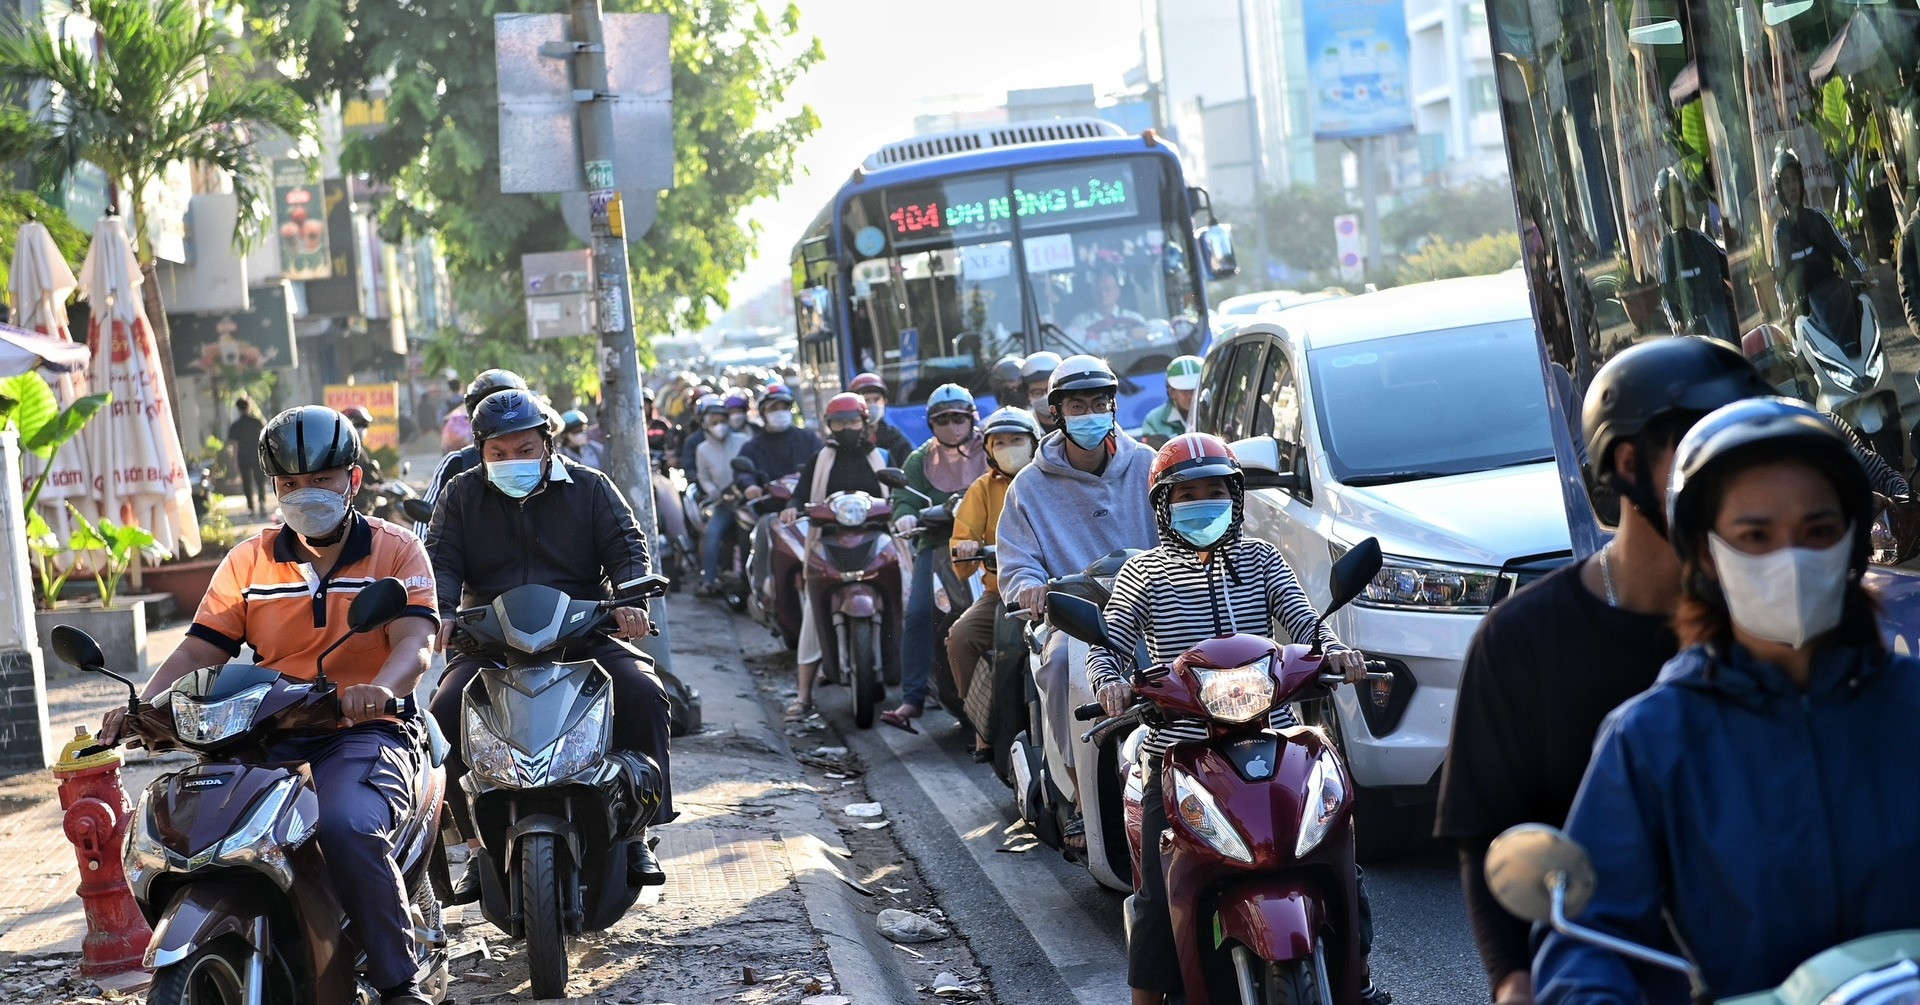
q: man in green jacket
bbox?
[1141,355,1202,448]
[883,384,988,730]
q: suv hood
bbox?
[1329,462,1571,568]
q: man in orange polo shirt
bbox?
[104,405,440,1005]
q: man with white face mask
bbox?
[105,405,443,1005]
[1536,396,1920,1003]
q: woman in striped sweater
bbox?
[1087,433,1386,1005]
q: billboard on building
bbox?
[168,283,299,376]
[324,382,400,452]
[272,160,332,281]
[1304,0,1414,139]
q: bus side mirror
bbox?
[1200,223,1238,280]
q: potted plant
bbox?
[32,505,167,678]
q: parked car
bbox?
[1194,271,1572,859]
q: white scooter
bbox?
[1792,282,1904,464]
[1008,550,1140,893]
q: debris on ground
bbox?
[876,907,951,943]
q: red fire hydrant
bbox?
[53,724,153,978]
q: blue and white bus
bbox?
[788,119,1237,444]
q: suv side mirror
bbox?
[1233,436,1305,494]
[1199,223,1238,280]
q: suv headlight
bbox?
[1296,749,1347,857]
[545,691,611,782]
[465,704,521,787]
[1193,657,1275,723]
[1170,767,1253,864]
[174,684,270,745]
[1335,543,1506,612]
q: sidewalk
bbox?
[0,597,965,1003]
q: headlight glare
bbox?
[832,494,873,527]
[1170,767,1253,864]
[1296,749,1347,857]
[1193,658,1275,723]
[174,684,270,744]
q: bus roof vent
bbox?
[862,118,1128,170]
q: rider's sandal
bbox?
[880,706,920,733]
[1061,815,1088,857]
[784,699,815,722]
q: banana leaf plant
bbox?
[65,504,164,609]
[0,372,111,512]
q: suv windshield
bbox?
[1308,320,1554,485]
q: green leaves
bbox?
[66,503,164,608]
[0,372,56,454]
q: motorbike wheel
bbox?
[520,833,572,999]
[146,938,269,1005]
[1246,942,1333,1005]
[850,619,879,729]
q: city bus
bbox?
[788,119,1238,445]
[1483,0,1920,625]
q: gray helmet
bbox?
[1021,351,1063,385]
[1047,354,1119,408]
[259,406,360,477]
[981,405,1042,440]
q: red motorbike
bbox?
[804,489,906,729]
[742,464,806,650]
[1047,538,1388,1005]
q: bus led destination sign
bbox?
[884,162,1138,242]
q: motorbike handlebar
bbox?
[383,696,416,716]
[1074,701,1104,721]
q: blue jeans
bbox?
[900,545,937,707]
[701,501,735,585]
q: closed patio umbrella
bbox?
[10,216,95,536]
[77,213,199,559]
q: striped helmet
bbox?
[1165,355,1204,391]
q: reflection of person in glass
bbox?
[1655,167,1736,344]
[1771,147,1872,354]
[1069,269,1146,343]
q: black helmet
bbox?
[1667,397,1873,572]
[471,388,553,443]
[464,369,528,415]
[1582,337,1771,532]
[1770,145,1804,205]
[259,406,360,477]
[1046,354,1120,409]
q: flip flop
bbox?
[784,699,814,722]
[880,708,920,733]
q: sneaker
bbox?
[1360,984,1393,1005]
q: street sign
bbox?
[1334,214,1364,283]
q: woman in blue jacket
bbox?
[1536,397,1920,1004]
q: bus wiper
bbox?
[1342,469,1451,486]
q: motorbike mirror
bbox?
[401,498,435,524]
[875,467,909,489]
[613,574,673,602]
[347,578,411,634]
[1326,537,1384,615]
[730,457,758,474]
[1485,823,1596,923]
[49,625,106,673]
[1045,592,1114,650]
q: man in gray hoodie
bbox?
[997,355,1157,836]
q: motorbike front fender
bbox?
[146,882,264,968]
[834,585,880,619]
[505,812,582,871]
[1213,880,1323,964]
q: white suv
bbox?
[1194,272,1572,858]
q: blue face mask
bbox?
[486,458,547,499]
[1063,412,1114,450]
[1168,499,1234,548]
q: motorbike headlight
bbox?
[1336,544,1506,612]
[544,691,612,782]
[216,776,300,888]
[1866,348,1886,382]
[832,494,873,527]
[173,684,270,745]
[1296,748,1348,857]
[1192,657,1275,723]
[465,704,521,787]
[1170,767,1253,864]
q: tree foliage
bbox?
[1381,179,1520,250]
[420,273,602,411]
[0,0,315,258]
[242,0,821,364]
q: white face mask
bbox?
[1706,531,1852,648]
[764,409,794,432]
[279,486,350,540]
[990,441,1034,474]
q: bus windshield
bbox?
[838,154,1204,403]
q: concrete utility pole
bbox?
[563,0,675,665]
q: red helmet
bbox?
[849,372,888,397]
[1149,433,1241,500]
[825,392,870,422]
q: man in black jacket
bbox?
[734,386,821,496]
[850,371,915,464]
[412,368,528,538]
[426,387,672,903]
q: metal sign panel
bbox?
[495,13,674,196]
[523,249,596,340]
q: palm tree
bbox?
[0,0,315,408]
